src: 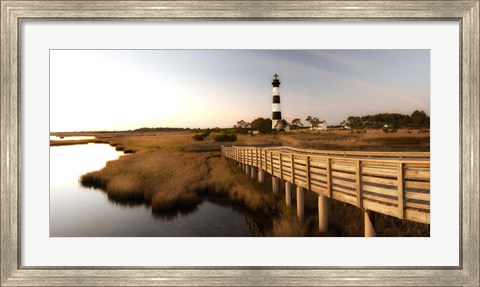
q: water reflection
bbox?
[50,135,96,141]
[50,143,261,237]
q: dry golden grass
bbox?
[79,132,276,215]
[61,130,429,236]
[278,129,429,152]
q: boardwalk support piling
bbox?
[251,167,257,180]
[364,210,376,237]
[272,177,280,193]
[258,169,265,183]
[245,165,250,176]
[296,186,305,221]
[318,194,328,234]
[285,182,292,207]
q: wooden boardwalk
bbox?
[222,145,430,236]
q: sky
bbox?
[50,50,430,132]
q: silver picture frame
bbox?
[1,1,478,286]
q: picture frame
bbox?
[1,1,478,286]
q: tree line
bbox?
[341,110,430,129]
[233,116,325,133]
[233,110,429,134]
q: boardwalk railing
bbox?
[222,145,430,235]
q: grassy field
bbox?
[51,129,430,237]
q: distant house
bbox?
[383,124,390,128]
[341,124,351,130]
[310,121,328,131]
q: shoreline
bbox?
[51,130,430,237]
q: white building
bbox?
[310,121,327,131]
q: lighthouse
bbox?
[271,73,282,130]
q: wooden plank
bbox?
[310,172,327,182]
[293,158,307,165]
[294,169,308,177]
[264,149,268,171]
[356,160,362,208]
[397,162,405,219]
[311,180,327,189]
[306,156,311,191]
[405,180,430,190]
[405,201,430,210]
[332,185,356,196]
[331,161,356,172]
[258,148,261,170]
[327,158,332,198]
[279,153,283,180]
[332,178,357,189]
[310,159,327,169]
[362,184,398,197]
[361,175,397,186]
[295,179,308,189]
[405,209,430,224]
[363,199,399,218]
[291,154,295,184]
[279,146,429,159]
[362,192,398,205]
[331,170,356,180]
[309,166,327,176]
[362,165,397,178]
[270,151,273,175]
[405,191,430,201]
[332,190,357,206]
[404,168,430,180]
[310,183,327,195]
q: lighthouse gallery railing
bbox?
[221,146,430,224]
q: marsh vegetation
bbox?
[51,130,430,236]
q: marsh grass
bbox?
[73,131,429,236]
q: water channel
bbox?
[50,142,259,237]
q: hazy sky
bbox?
[50,50,429,132]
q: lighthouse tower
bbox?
[271,73,282,130]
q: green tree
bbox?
[280,119,289,130]
[251,117,273,134]
[234,120,250,129]
[306,116,320,128]
[291,118,303,130]
[411,110,430,128]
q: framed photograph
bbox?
[1,0,478,286]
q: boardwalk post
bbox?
[272,177,280,193]
[364,210,376,237]
[258,169,265,183]
[296,186,304,221]
[251,166,257,180]
[318,194,328,234]
[285,181,292,207]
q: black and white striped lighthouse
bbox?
[271,73,282,130]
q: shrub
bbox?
[192,131,211,141]
[382,127,390,133]
[192,134,206,141]
[214,132,237,142]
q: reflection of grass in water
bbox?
[77,131,429,237]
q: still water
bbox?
[50,143,254,237]
[50,136,96,141]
